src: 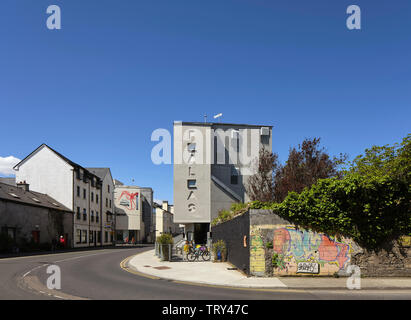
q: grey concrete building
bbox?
[0,181,73,249]
[173,121,272,244]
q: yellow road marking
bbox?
[119,253,306,293]
[120,254,161,280]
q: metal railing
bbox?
[155,242,213,262]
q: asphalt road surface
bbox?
[1,246,411,300]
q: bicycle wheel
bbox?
[201,250,210,261]
[187,252,197,262]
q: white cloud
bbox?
[0,156,21,176]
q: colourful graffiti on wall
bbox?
[273,226,352,274]
[118,191,139,210]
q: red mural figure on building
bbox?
[118,191,139,210]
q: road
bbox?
[1,246,410,300]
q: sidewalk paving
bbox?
[128,250,286,288]
[127,250,411,290]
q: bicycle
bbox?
[187,244,210,262]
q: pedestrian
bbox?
[183,240,190,261]
[59,235,65,248]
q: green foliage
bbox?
[250,134,411,250]
[272,252,284,269]
[265,241,273,249]
[211,203,250,226]
[212,240,227,260]
[156,233,173,245]
[346,134,411,183]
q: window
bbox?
[106,198,108,207]
[83,188,86,199]
[91,192,94,202]
[108,185,110,193]
[96,212,99,223]
[231,167,239,185]
[109,200,112,208]
[76,207,80,219]
[97,231,101,243]
[187,179,197,189]
[83,208,87,221]
[96,194,99,204]
[91,210,94,222]
[77,186,80,197]
[76,230,81,244]
[187,143,196,153]
[104,231,108,243]
[89,231,94,243]
[1,227,16,241]
[82,230,87,243]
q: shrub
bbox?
[211,203,250,226]
[156,233,173,245]
[212,240,227,261]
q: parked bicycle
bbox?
[187,244,210,262]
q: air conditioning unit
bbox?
[260,127,270,136]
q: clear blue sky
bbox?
[0,0,410,202]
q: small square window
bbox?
[187,179,197,189]
[187,143,196,152]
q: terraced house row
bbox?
[8,144,155,248]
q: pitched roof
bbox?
[13,144,102,182]
[86,168,110,180]
[0,182,72,212]
[0,177,16,186]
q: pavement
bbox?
[128,249,411,290]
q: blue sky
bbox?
[0,0,410,202]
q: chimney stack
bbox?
[17,181,30,192]
[162,200,168,211]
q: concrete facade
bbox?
[114,185,154,243]
[173,121,272,243]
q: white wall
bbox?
[15,146,74,209]
[114,186,142,231]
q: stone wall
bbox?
[216,209,410,277]
[351,236,411,277]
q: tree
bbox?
[273,138,346,202]
[347,133,411,183]
[245,148,279,202]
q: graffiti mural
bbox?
[272,225,354,275]
[118,191,139,210]
[250,231,265,275]
[249,223,359,276]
